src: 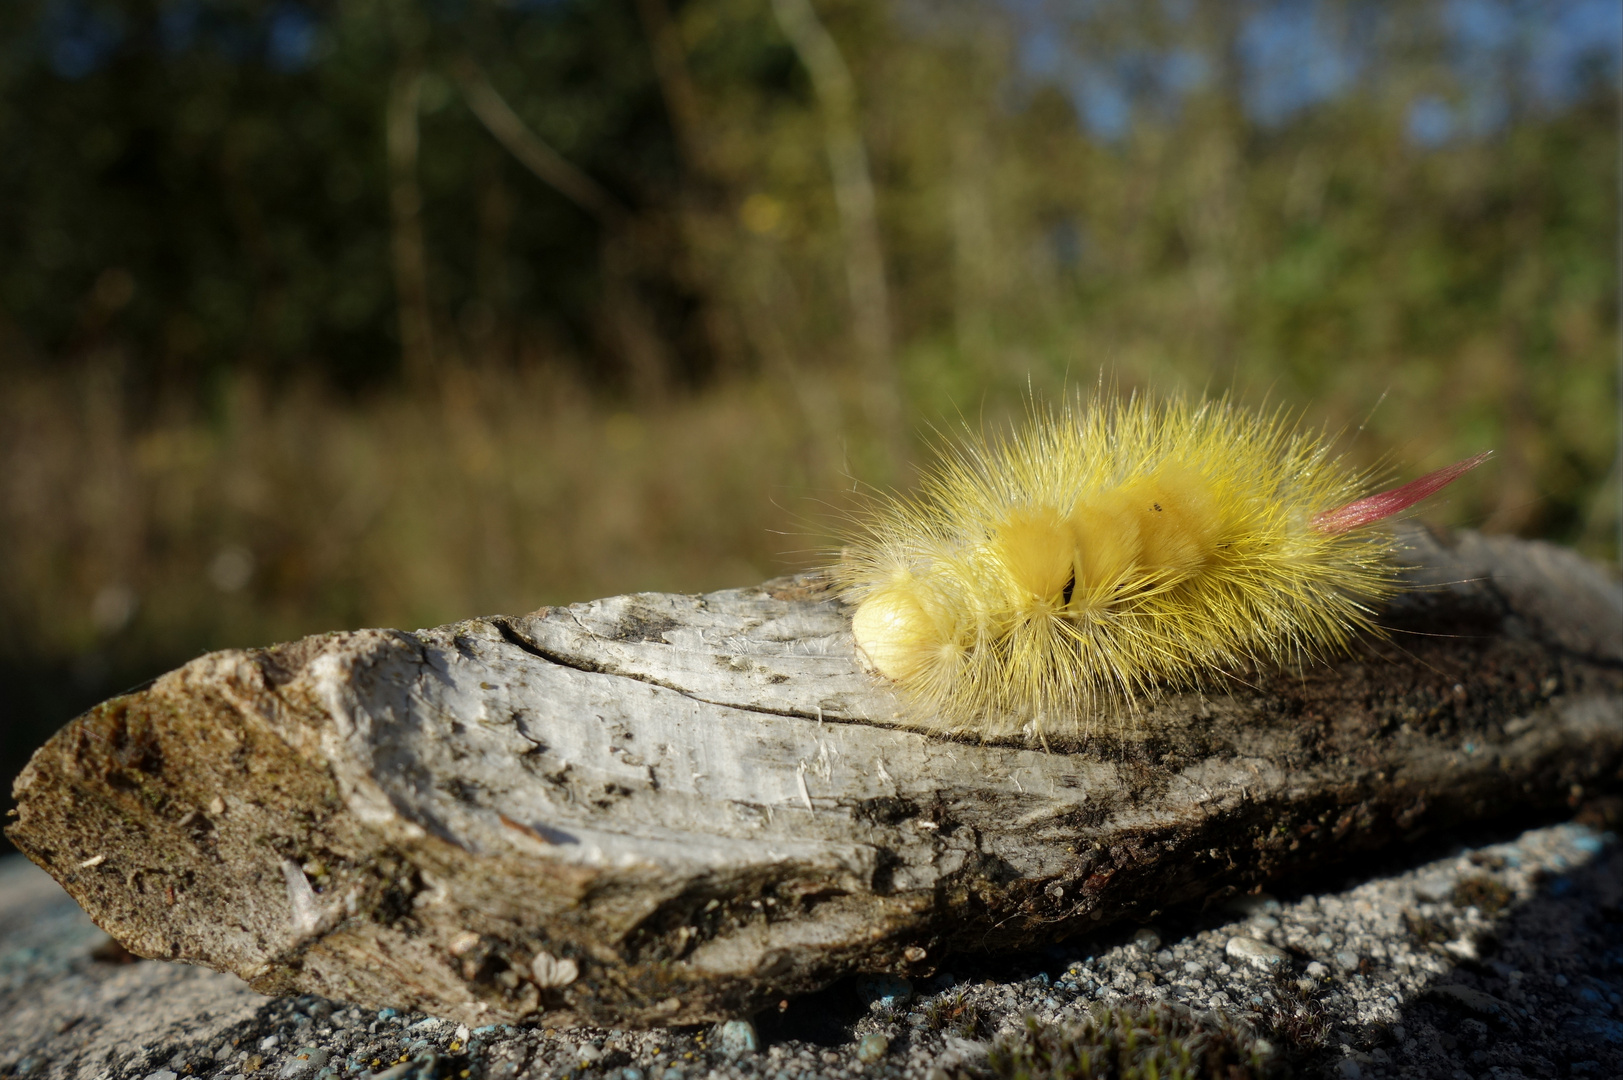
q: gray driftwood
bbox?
[7,527,1622,1029]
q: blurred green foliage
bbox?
[0,0,1617,837]
[0,0,687,388]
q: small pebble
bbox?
[144,1072,179,1080]
[1413,875,1454,903]
[855,1034,889,1064]
[1224,893,1281,918]
[1130,926,1163,952]
[1443,936,1480,961]
[1425,983,1513,1017]
[278,1048,330,1079]
[1225,935,1288,971]
[370,1056,438,1080]
[715,1020,760,1055]
[854,974,913,1010]
[1305,961,1329,980]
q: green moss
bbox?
[1403,910,1453,946]
[988,1002,1286,1080]
[1451,875,1514,917]
[924,990,990,1040]
[1260,971,1331,1053]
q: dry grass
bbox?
[0,339,1601,685]
[0,361,878,674]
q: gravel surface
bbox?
[4,814,1622,1080]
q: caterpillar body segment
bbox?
[835,396,1484,743]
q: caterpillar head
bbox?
[849,573,971,691]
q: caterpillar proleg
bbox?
[834,395,1487,743]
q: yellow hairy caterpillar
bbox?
[834,395,1487,743]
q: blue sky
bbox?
[35,0,1623,145]
[1008,0,1621,142]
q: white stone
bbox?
[1225,936,1288,971]
[532,951,581,988]
[1413,874,1454,903]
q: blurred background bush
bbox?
[1,0,1618,841]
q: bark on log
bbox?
[7,528,1621,1029]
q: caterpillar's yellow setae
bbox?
[835,395,1474,743]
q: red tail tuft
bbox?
[1313,451,1492,535]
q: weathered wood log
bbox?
[7,527,1621,1029]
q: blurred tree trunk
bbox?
[455,59,676,398]
[769,0,901,467]
[628,0,762,388]
[386,66,436,382]
[633,0,710,176]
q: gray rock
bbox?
[1130,927,1163,953]
[1413,874,1455,903]
[1425,984,1516,1020]
[1224,894,1282,919]
[854,975,912,1010]
[278,1048,329,1078]
[1224,936,1288,971]
[714,1020,759,1055]
[854,1034,889,1063]
[371,1056,440,1080]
